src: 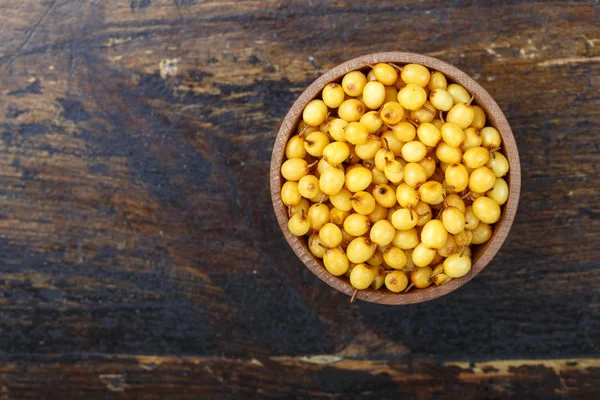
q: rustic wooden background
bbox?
[0,0,599,398]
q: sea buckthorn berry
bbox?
[398,84,427,110]
[338,99,366,122]
[363,81,387,109]
[430,88,454,111]
[380,102,405,125]
[373,63,399,85]
[401,63,431,87]
[342,71,368,97]
[303,99,328,126]
[322,83,345,109]
[447,83,470,104]
[385,270,408,292]
[428,71,447,90]
[443,254,472,278]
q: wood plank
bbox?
[0,355,598,399]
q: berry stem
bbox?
[350,289,358,303]
[439,110,445,124]
[467,93,476,106]
[422,105,435,115]
[298,124,310,138]
[403,283,414,293]
[490,146,502,159]
[390,63,403,72]
[407,119,419,128]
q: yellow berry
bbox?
[303,99,328,126]
[421,219,448,250]
[385,270,408,292]
[360,111,383,133]
[383,246,408,269]
[350,263,377,289]
[323,247,349,276]
[347,237,376,264]
[403,162,427,188]
[472,196,501,224]
[329,188,353,212]
[445,163,469,192]
[412,242,436,267]
[464,205,480,231]
[328,118,348,142]
[298,174,322,199]
[288,210,311,236]
[392,228,419,249]
[319,222,343,248]
[322,83,345,109]
[319,166,345,195]
[281,180,302,206]
[342,71,368,97]
[344,213,371,236]
[401,64,431,87]
[469,166,496,193]
[345,165,372,192]
[389,121,416,142]
[470,106,486,129]
[487,178,509,205]
[428,71,447,90]
[447,84,470,104]
[344,122,370,145]
[370,220,396,246]
[447,103,475,129]
[440,122,465,147]
[463,147,490,169]
[436,142,463,164]
[322,142,350,165]
[480,127,502,149]
[351,191,376,215]
[391,208,419,230]
[398,84,427,110]
[487,152,510,177]
[338,99,365,122]
[304,131,330,157]
[417,123,442,147]
[471,222,492,244]
[286,135,307,159]
[373,63,399,85]
[429,88,454,111]
[380,102,405,125]
[411,266,433,288]
[363,81,387,109]
[441,206,466,234]
[443,254,471,278]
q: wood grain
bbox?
[0,0,599,397]
[270,52,521,304]
[0,354,598,399]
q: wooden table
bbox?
[1,1,598,398]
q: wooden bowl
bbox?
[270,52,521,305]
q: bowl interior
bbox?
[270,52,521,305]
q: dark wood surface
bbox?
[0,0,598,398]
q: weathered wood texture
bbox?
[0,355,599,399]
[0,0,599,398]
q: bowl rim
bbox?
[270,52,521,305]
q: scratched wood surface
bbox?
[0,0,599,398]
